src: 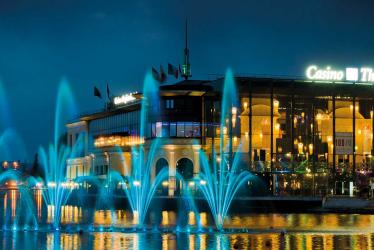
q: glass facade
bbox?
[89,110,140,137]
[205,80,373,196]
[70,78,374,196]
[201,80,374,195]
[148,121,201,138]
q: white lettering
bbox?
[306,65,344,81]
[360,68,374,82]
[114,94,136,105]
[307,65,374,83]
[306,65,317,79]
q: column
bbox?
[249,85,253,169]
[291,84,294,169]
[332,94,336,173]
[168,151,175,196]
[312,103,316,195]
[372,100,374,156]
[193,150,200,177]
[353,95,356,176]
[201,96,205,146]
[270,83,274,171]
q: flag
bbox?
[168,63,179,79]
[160,65,167,83]
[106,83,110,100]
[94,86,102,99]
[152,67,160,81]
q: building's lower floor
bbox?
[66,139,374,197]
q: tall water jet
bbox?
[0,81,28,161]
[196,69,254,230]
[0,80,12,131]
[108,72,170,227]
[0,129,28,161]
[37,79,83,229]
[0,80,35,229]
[109,142,170,228]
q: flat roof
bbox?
[67,76,374,125]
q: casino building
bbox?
[66,66,374,197]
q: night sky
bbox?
[1,0,374,161]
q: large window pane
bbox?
[177,122,185,137]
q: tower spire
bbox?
[182,18,191,80]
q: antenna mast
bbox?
[182,19,191,80]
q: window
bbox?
[149,121,201,138]
[152,123,156,137]
[162,122,169,137]
[193,122,201,137]
[165,99,174,109]
[177,122,185,137]
[156,122,162,137]
[170,122,176,137]
[185,122,193,137]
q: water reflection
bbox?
[1,189,374,232]
[0,231,373,250]
[229,213,374,231]
[34,190,42,219]
[0,191,374,249]
[1,189,374,231]
[3,190,18,218]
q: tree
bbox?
[31,153,44,179]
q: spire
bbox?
[185,18,188,53]
[182,18,191,80]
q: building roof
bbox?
[68,76,374,125]
[160,79,214,91]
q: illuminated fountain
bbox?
[96,72,200,230]
[0,170,39,230]
[196,70,254,230]
[36,79,84,230]
[0,82,37,230]
[0,71,254,232]
[0,81,28,161]
[107,73,173,228]
[109,141,171,228]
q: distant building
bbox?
[1,160,25,172]
[66,73,374,196]
[0,160,31,188]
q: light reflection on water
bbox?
[0,232,373,250]
[1,190,374,249]
[229,213,374,231]
[2,190,373,231]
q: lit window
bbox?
[156,122,162,137]
[170,122,176,137]
[185,122,193,137]
[177,122,185,137]
[162,122,169,137]
[165,99,174,109]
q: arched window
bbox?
[176,158,194,180]
[155,158,168,175]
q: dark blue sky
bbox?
[1,0,374,160]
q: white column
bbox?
[193,151,200,178]
[168,151,175,196]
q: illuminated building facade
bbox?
[66,73,374,196]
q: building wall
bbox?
[66,121,88,155]
[65,82,374,196]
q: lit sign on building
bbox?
[113,93,137,106]
[306,65,374,82]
